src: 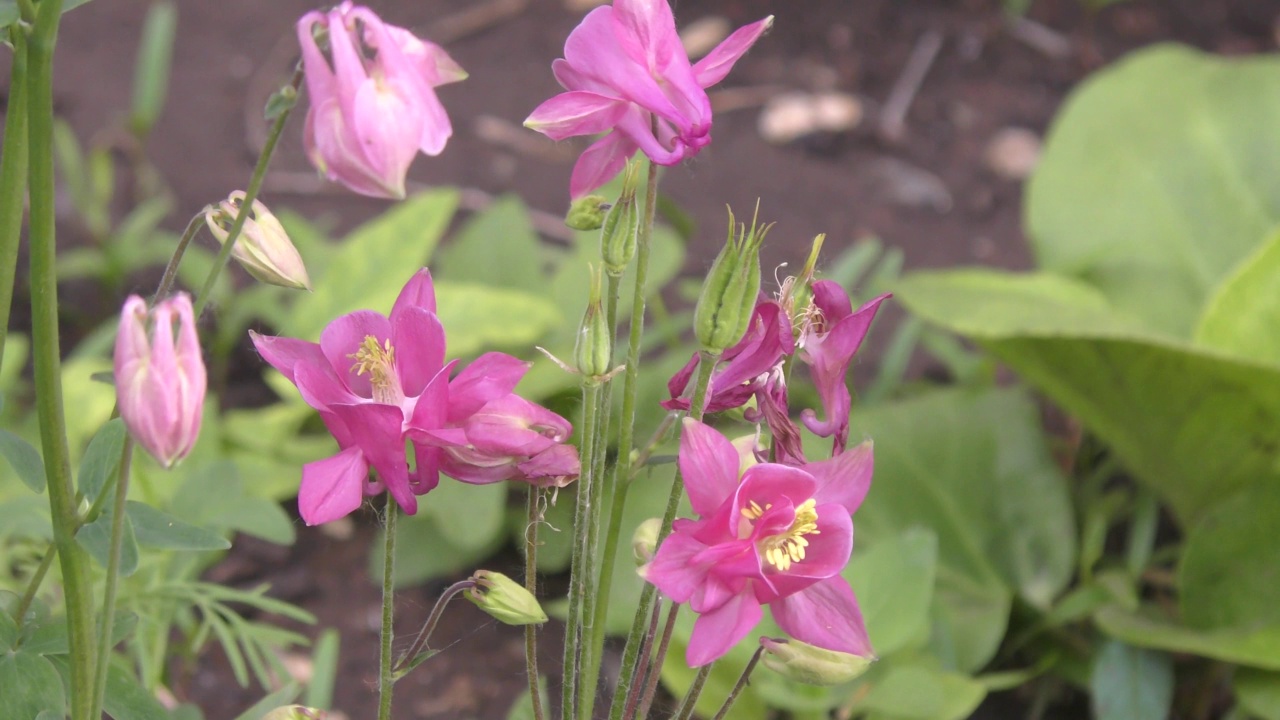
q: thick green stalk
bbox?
[193,65,302,316]
[88,443,134,719]
[0,28,29,372]
[525,488,545,720]
[378,502,398,720]
[27,4,99,719]
[563,382,602,720]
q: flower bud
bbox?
[632,517,662,565]
[206,192,311,290]
[466,570,548,626]
[260,706,326,720]
[693,206,771,354]
[566,195,610,231]
[574,266,612,381]
[759,637,874,686]
[114,294,206,469]
[600,161,640,276]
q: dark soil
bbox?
[4,0,1278,717]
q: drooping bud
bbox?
[114,294,207,469]
[574,265,612,381]
[205,192,311,290]
[693,205,771,354]
[632,517,662,565]
[466,570,548,626]
[260,706,326,720]
[566,195,610,231]
[600,161,640,276]
[759,637,874,686]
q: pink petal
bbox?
[390,307,445,398]
[330,403,416,516]
[249,331,325,385]
[515,444,581,487]
[687,587,762,667]
[296,11,335,112]
[320,310,391,398]
[734,464,817,518]
[563,7,682,122]
[692,16,773,88]
[447,352,530,421]
[678,418,743,516]
[771,576,873,658]
[570,131,640,198]
[660,352,699,411]
[391,268,438,318]
[525,91,630,141]
[782,504,853,581]
[804,440,873,515]
[810,280,855,322]
[299,446,369,525]
[350,77,422,199]
[642,529,711,604]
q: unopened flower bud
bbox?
[566,195,610,231]
[575,266,612,381]
[205,192,311,290]
[467,570,548,626]
[759,637,874,686]
[600,161,640,276]
[260,706,326,720]
[632,517,662,565]
[694,206,771,354]
[114,294,206,469]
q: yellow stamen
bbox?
[349,335,398,403]
[760,498,821,572]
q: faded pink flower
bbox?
[525,0,772,197]
[297,2,466,199]
[642,419,874,667]
[114,293,207,469]
[799,284,889,452]
[663,299,793,414]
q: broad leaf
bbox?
[1180,481,1280,630]
[844,527,937,658]
[434,281,562,358]
[1028,44,1280,337]
[126,501,230,551]
[1090,640,1174,720]
[1095,605,1280,670]
[75,504,140,576]
[853,662,986,720]
[77,418,125,502]
[0,652,65,719]
[437,195,547,294]
[0,429,46,493]
[1236,668,1280,720]
[1196,227,1280,365]
[423,478,507,553]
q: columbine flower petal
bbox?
[771,576,873,658]
[298,446,369,526]
[687,588,763,667]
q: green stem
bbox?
[629,413,677,481]
[655,352,717,540]
[377,500,398,720]
[27,4,99,719]
[620,597,664,720]
[88,441,134,720]
[564,382,602,720]
[393,578,476,676]
[0,27,29,374]
[709,646,764,720]
[151,211,206,303]
[525,488,545,720]
[15,0,35,22]
[12,543,54,626]
[670,665,713,720]
[192,64,302,317]
[635,603,680,720]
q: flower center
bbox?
[743,498,820,572]
[349,335,400,403]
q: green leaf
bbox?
[231,683,300,720]
[1196,228,1280,364]
[424,478,506,552]
[129,0,175,138]
[126,501,231,551]
[62,0,96,13]
[0,2,17,27]
[1181,481,1280,630]
[844,527,937,658]
[1090,641,1174,720]
[0,652,65,719]
[434,281,562,357]
[304,629,340,710]
[75,504,140,576]
[0,602,16,651]
[0,429,46,493]
[25,611,138,656]
[374,507,506,588]
[437,195,547,294]
[853,663,986,720]
[102,657,170,720]
[77,418,125,502]
[896,269,1280,526]
[286,189,459,339]
[1096,605,1280,670]
[1027,44,1280,338]
[1236,668,1280,720]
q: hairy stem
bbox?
[635,603,680,720]
[394,578,476,676]
[0,27,29,374]
[564,382,602,720]
[525,488,545,720]
[709,646,765,720]
[88,444,134,720]
[377,501,398,720]
[670,665,713,720]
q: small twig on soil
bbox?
[425,0,529,45]
[1006,15,1072,60]
[878,29,944,144]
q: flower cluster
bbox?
[250,270,578,525]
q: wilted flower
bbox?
[114,294,206,469]
[525,0,772,197]
[297,2,466,198]
[641,419,874,667]
[663,300,793,414]
[205,192,311,290]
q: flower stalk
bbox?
[378,501,398,720]
[0,26,29,373]
[89,445,135,720]
[525,488,545,720]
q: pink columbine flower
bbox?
[642,419,874,667]
[799,284,890,452]
[525,0,773,197]
[297,2,466,199]
[114,293,207,469]
[663,299,793,414]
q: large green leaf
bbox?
[285,189,458,339]
[75,504,140,576]
[77,418,125,502]
[896,270,1280,526]
[854,662,986,720]
[1196,228,1280,365]
[0,429,46,494]
[845,527,937,659]
[436,195,548,295]
[1236,668,1280,720]
[434,281,562,358]
[1090,641,1174,720]
[126,501,230,551]
[1180,481,1280,630]
[0,652,64,719]
[1027,44,1280,337]
[1095,605,1280,670]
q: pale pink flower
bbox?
[114,294,207,468]
[525,0,772,197]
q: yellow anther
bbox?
[740,500,771,520]
[349,335,399,403]
[760,499,821,572]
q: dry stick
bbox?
[634,603,680,720]
[877,29,944,143]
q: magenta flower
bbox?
[663,299,793,414]
[642,419,874,667]
[799,284,890,452]
[525,0,772,197]
[297,2,466,199]
[114,293,207,469]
